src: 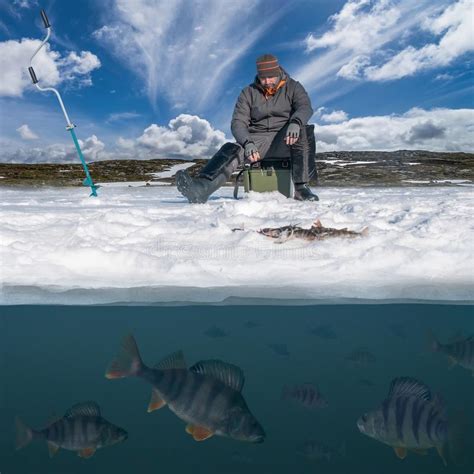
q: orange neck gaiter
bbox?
[261,79,286,99]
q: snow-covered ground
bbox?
[1,185,473,305]
[96,162,197,188]
[148,162,196,179]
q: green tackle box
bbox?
[242,158,294,198]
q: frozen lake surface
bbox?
[1,185,473,304]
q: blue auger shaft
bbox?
[69,127,98,197]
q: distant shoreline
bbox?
[0,150,473,187]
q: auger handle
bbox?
[40,9,51,28]
[28,67,38,84]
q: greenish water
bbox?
[1,304,472,473]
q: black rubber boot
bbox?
[176,171,229,204]
[176,142,242,204]
[294,183,319,201]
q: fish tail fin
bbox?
[105,334,144,379]
[15,417,36,450]
[426,329,440,352]
[447,409,470,467]
[361,227,369,237]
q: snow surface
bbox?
[317,160,378,166]
[149,162,196,179]
[1,185,473,305]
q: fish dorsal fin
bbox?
[388,377,431,401]
[47,413,61,426]
[64,401,101,419]
[154,350,186,370]
[190,360,245,392]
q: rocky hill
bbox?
[0,150,472,187]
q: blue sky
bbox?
[0,0,472,163]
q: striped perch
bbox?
[357,377,449,465]
[282,383,328,409]
[15,402,127,458]
[106,334,265,443]
[429,331,474,375]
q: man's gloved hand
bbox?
[244,142,261,163]
[285,123,300,146]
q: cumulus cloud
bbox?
[117,137,135,149]
[58,51,101,86]
[405,121,446,144]
[93,0,288,110]
[0,134,109,164]
[137,114,227,159]
[314,107,474,152]
[1,114,228,163]
[315,107,349,123]
[0,38,101,97]
[16,124,38,140]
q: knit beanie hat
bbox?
[256,54,280,78]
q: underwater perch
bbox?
[233,220,368,243]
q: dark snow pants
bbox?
[199,124,317,184]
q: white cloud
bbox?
[16,124,38,140]
[296,0,437,94]
[305,0,400,53]
[1,114,228,163]
[107,112,141,123]
[434,73,454,81]
[315,107,349,123]
[362,0,474,81]
[0,134,109,163]
[58,51,101,86]
[117,137,135,149]
[0,39,60,97]
[13,0,38,8]
[93,0,288,110]
[0,38,101,97]
[337,55,371,80]
[3,108,471,163]
[314,107,474,152]
[80,135,106,161]
[137,114,227,159]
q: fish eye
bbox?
[361,414,368,422]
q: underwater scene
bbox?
[0,303,472,474]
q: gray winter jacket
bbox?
[231,68,313,146]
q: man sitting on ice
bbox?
[176,53,318,203]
